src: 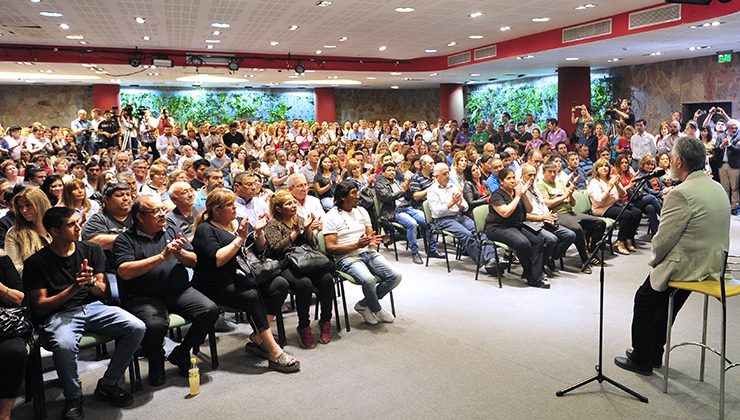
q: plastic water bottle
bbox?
[188,357,200,396]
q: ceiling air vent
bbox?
[629,4,681,30]
[473,45,497,61]
[447,51,471,67]
[562,19,612,43]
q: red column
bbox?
[92,84,120,111]
[440,83,463,122]
[557,67,590,140]
[314,88,336,123]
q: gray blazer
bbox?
[649,171,730,291]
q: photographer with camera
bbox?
[97,110,121,151]
[157,108,174,135]
[607,99,635,128]
[138,108,157,155]
[71,109,94,156]
[119,104,139,151]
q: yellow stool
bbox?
[664,252,740,420]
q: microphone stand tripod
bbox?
[556,176,651,403]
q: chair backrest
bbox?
[317,231,327,253]
[572,190,591,214]
[373,193,382,219]
[422,200,433,224]
[472,204,490,233]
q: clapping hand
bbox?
[253,213,269,231]
[357,233,373,248]
[75,259,94,288]
[236,217,251,239]
[515,180,532,197]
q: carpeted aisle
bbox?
[14,218,740,419]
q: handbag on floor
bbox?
[0,307,33,341]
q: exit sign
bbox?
[718,51,732,63]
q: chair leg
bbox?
[208,329,219,370]
[559,256,565,270]
[391,226,399,261]
[28,340,46,420]
[494,246,502,288]
[339,278,350,332]
[720,295,727,420]
[664,289,677,393]
[389,290,396,317]
[275,310,287,348]
[700,294,709,382]
[474,240,483,281]
[176,327,183,342]
[441,234,450,272]
[332,287,341,332]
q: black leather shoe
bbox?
[614,356,653,376]
[626,348,662,368]
[167,346,191,377]
[62,398,83,420]
[411,253,424,265]
[94,380,134,407]
[427,250,446,259]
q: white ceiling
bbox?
[0,0,738,88]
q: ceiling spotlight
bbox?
[315,50,322,54]
[469,35,483,39]
[270,41,279,46]
[517,55,534,60]
[295,63,305,74]
[228,59,240,71]
[289,25,299,30]
[316,1,332,6]
[447,42,456,47]
[500,26,511,31]
[607,58,620,62]
[648,51,662,56]
[212,30,221,35]
[206,45,214,49]
[339,36,348,41]
[575,3,597,10]
[394,7,415,12]
[531,17,550,22]
[79,40,88,45]
[469,73,480,76]
[378,45,387,51]
[711,21,722,26]
[366,76,376,80]
[135,16,146,24]
[688,45,710,51]
[59,23,70,30]
[40,11,63,17]
[429,72,438,76]
[390,85,399,89]
[469,12,485,18]
[142,36,150,41]
[129,57,141,67]
[189,56,205,66]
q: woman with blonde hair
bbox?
[191,189,298,372]
[587,158,642,255]
[61,177,100,223]
[5,188,52,275]
[264,190,334,348]
[449,151,468,190]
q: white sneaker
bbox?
[354,302,378,325]
[374,308,395,323]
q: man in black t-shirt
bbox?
[82,182,133,273]
[222,122,246,148]
[97,110,121,150]
[25,207,145,419]
[114,196,218,386]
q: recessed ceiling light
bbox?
[711,21,722,26]
[323,45,337,48]
[316,1,332,7]
[289,25,299,30]
[270,41,279,46]
[429,72,438,76]
[81,64,95,67]
[59,23,70,30]
[205,39,221,43]
[378,45,387,51]
[648,51,662,56]
[390,85,399,89]
[469,73,480,76]
[212,30,221,36]
[565,57,579,61]
[65,34,84,40]
[95,70,109,74]
[608,57,620,62]
[288,75,299,78]
[390,72,402,75]
[79,41,88,45]
[366,76,376,80]
[575,3,597,10]
[394,7,415,13]
[328,75,338,79]
[531,17,550,22]
[150,65,157,69]
[134,16,146,24]
[177,74,244,84]
[305,70,315,73]
[500,26,511,31]
[517,55,534,60]
[425,49,437,53]
[31,0,42,3]
[469,12,485,18]
[469,35,483,39]
[447,42,456,47]
[142,36,150,41]
[688,45,711,51]
[110,79,122,83]
[39,11,62,17]
[315,50,322,54]
[206,45,214,49]
[211,22,230,28]
[39,69,53,73]
[339,36,348,41]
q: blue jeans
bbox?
[41,301,146,400]
[394,206,436,254]
[435,214,493,264]
[540,224,577,261]
[633,194,662,234]
[336,250,402,312]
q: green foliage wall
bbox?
[120,88,315,125]
[464,74,615,125]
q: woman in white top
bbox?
[587,158,642,255]
[60,178,100,224]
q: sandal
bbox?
[244,341,269,359]
[268,351,300,373]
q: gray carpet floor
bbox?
[12,217,740,420]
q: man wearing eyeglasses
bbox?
[113,195,218,386]
[287,173,324,232]
[233,172,269,225]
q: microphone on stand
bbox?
[632,168,665,183]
